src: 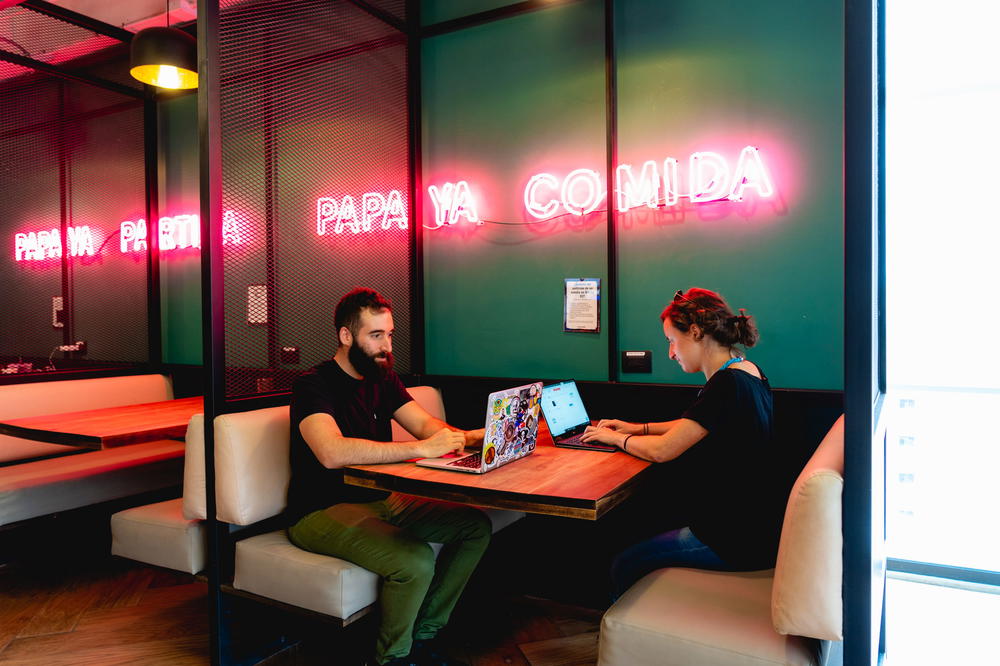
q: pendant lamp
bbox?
[130,26,198,90]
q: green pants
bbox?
[288,493,491,664]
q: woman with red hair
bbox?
[582,288,782,599]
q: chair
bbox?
[597,415,844,666]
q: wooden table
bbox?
[0,396,203,449]
[344,424,652,520]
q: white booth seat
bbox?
[215,387,523,622]
[0,438,185,528]
[598,416,845,666]
[111,386,525,612]
[111,414,207,574]
[0,374,174,464]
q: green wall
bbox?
[422,1,610,381]
[421,0,844,389]
[159,93,202,365]
[158,1,845,389]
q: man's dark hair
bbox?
[334,287,392,340]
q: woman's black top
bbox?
[678,365,782,568]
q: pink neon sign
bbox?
[523,145,774,220]
[316,190,407,235]
[15,226,95,261]
[14,211,245,262]
[119,210,244,253]
[427,181,479,229]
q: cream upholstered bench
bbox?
[110,414,208,574]
[111,386,524,622]
[0,438,185,529]
[0,374,174,464]
[221,388,524,623]
[598,415,845,666]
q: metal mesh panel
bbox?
[0,5,120,68]
[365,0,408,23]
[0,56,148,376]
[220,0,410,398]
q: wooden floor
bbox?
[0,556,602,666]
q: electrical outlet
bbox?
[52,296,64,328]
[280,346,300,364]
[621,350,652,373]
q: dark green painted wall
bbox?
[421,0,844,389]
[159,93,202,366]
[158,1,844,389]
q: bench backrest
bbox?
[182,386,445,525]
[0,374,173,419]
[771,414,844,641]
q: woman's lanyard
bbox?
[718,356,744,372]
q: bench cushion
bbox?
[234,507,524,620]
[111,498,206,574]
[0,374,174,464]
[0,438,184,527]
[599,568,819,666]
[771,416,844,641]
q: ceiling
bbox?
[0,0,196,83]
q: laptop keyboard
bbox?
[559,432,586,445]
[448,452,482,469]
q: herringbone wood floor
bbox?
[0,556,600,666]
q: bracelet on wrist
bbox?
[642,422,648,435]
[623,434,633,452]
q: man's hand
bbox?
[463,427,485,449]
[419,428,466,459]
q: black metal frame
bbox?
[603,0,618,381]
[844,0,887,664]
[1,2,162,375]
[197,0,226,663]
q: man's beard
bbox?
[348,341,393,379]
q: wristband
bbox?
[643,423,648,435]
[623,434,633,452]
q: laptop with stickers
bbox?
[416,382,542,474]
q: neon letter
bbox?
[362,192,387,231]
[222,209,243,245]
[384,189,407,229]
[523,174,560,219]
[728,146,774,201]
[689,152,730,202]
[428,183,454,229]
[661,158,680,206]
[561,169,602,216]
[335,195,360,234]
[448,181,479,225]
[67,225,94,257]
[616,161,660,212]
[40,230,62,259]
[14,233,28,261]
[316,197,337,236]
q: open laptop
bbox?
[540,380,616,452]
[416,382,543,474]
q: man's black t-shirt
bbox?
[678,366,782,568]
[287,360,413,522]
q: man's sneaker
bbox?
[410,639,469,666]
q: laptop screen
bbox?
[541,381,590,438]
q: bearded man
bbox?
[287,287,487,666]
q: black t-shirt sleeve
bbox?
[291,373,337,427]
[384,373,415,417]
[681,370,738,433]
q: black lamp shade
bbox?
[130,27,198,89]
